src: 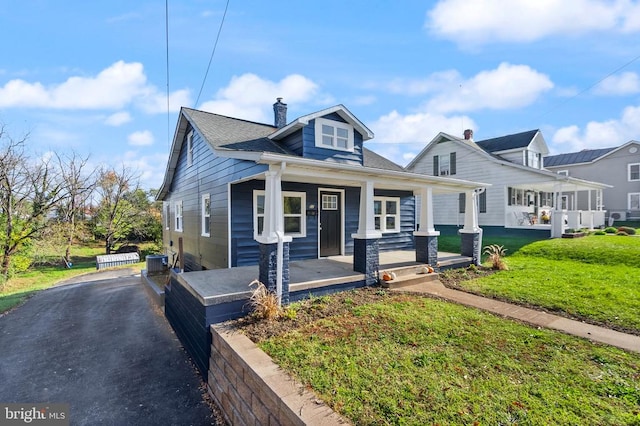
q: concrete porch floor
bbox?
[170,250,472,307]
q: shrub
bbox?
[617,226,636,235]
[616,231,629,236]
[593,230,606,235]
[483,244,508,270]
[248,280,281,320]
[604,227,618,234]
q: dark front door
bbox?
[320,191,342,257]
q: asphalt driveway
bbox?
[0,270,221,425]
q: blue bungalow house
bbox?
[157,100,490,298]
[155,99,488,377]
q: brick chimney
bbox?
[273,98,287,128]
[463,129,473,141]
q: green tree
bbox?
[0,127,65,283]
[92,166,139,254]
[123,188,162,243]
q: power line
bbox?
[195,0,230,106]
[165,0,171,151]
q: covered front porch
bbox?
[505,177,609,237]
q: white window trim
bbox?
[201,193,211,237]
[253,190,307,238]
[557,170,569,176]
[164,202,170,230]
[314,118,354,152]
[374,196,400,233]
[629,192,640,210]
[629,163,640,182]
[187,131,194,167]
[174,201,183,232]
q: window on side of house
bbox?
[459,191,486,213]
[373,197,400,233]
[433,153,455,176]
[174,201,183,232]
[201,194,211,237]
[557,170,569,176]
[164,202,170,230]
[253,191,306,238]
[314,118,354,152]
[629,193,640,210]
[187,131,194,167]
[629,163,640,181]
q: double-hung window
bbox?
[254,191,306,238]
[433,152,456,176]
[374,197,400,233]
[201,194,211,237]
[629,193,640,210]
[174,201,183,232]
[187,131,194,167]
[629,163,640,181]
[314,118,354,152]
[164,202,171,230]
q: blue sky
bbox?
[1,0,639,189]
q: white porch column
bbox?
[256,169,284,243]
[352,180,382,239]
[462,190,480,232]
[551,183,566,238]
[413,186,440,266]
[414,186,439,236]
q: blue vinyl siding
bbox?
[231,181,321,266]
[279,130,303,156]
[162,125,267,271]
[375,189,415,252]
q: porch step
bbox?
[380,265,439,289]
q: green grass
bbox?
[438,234,542,260]
[455,235,640,333]
[0,244,145,314]
[260,294,640,425]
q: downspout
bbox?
[275,162,286,306]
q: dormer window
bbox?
[315,118,354,152]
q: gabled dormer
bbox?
[268,103,374,166]
[475,129,549,170]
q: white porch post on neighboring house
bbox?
[414,186,440,266]
[352,180,381,285]
[459,189,483,265]
[256,165,292,305]
[586,190,594,229]
[551,183,565,238]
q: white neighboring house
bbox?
[406,129,611,237]
[544,140,640,222]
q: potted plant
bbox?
[541,211,550,224]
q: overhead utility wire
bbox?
[165,0,171,150]
[538,52,640,119]
[195,0,230,106]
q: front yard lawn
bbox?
[448,235,640,334]
[247,290,640,425]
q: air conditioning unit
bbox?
[610,211,627,221]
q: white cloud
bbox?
[386,70,460,96]
[420,63,553,113]
[594,72,640,95]
[0,61,189,113]
[105,111,132,126]
[199,73,319,122]
[368,109,477,166]
[551,104,640,152]
[121,150,169,190]
[427,0,637,45]
[128,130,154,146]
[139,88,191,114]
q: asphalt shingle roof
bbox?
[543,147,616,167]
[476,129,539,153]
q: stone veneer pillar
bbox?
[460,229,482,266]
[353,238,379,286]
[258,242,290,305]
[415,235,438,267]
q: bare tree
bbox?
[93,165,140,254]
[0,126,65,282]
[55,151,97,264]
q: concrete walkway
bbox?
[0,269,221,425]
[393,280,640,353]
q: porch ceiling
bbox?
[510,178,609,192]
[256,155,490,194]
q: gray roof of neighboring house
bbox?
[183,107,404,170]
[476,129,539,153]
[543,147,616,167]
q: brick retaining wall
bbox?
[209,324,350,425]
